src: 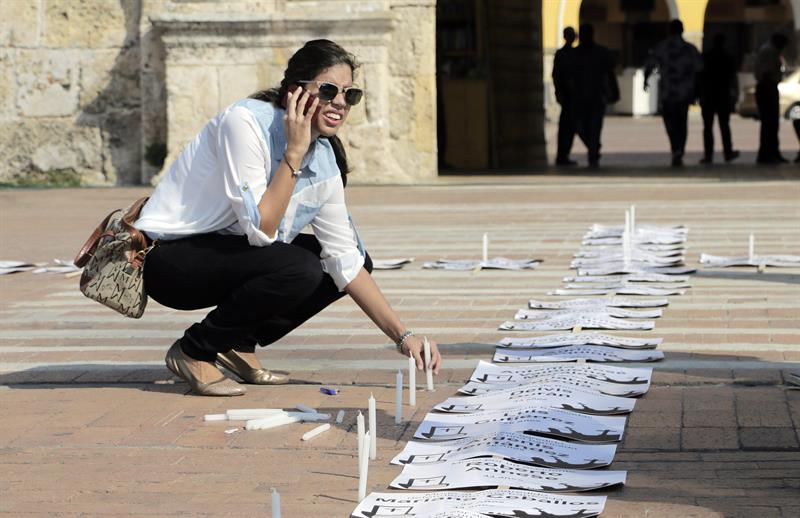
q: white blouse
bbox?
[134,100,365,291]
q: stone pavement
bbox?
[1,173,800,517]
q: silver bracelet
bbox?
[396,330,414,352]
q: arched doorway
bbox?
[436,0,546,171]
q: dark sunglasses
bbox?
[296,80,363,106]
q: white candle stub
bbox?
[336,410,345,424]
[749,233,755,262]
[408,353,416,406]
[368,393,377,460]
[301,423,331,441]
[271,487,281,518]
[358,431,370,501]
[295,404,317,414]
[423,337,434,391]
[482,232,489,263]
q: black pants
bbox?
[701,101,733,158]
[556,100,576,162]
[144,233,372,362]
[756,82,781,162]
[575,99,606,164]
[661,101,690,155]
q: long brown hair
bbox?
[250,39,359,187]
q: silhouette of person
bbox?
[644,19,702,168]
[572,24,619,168]
[699,33,739,164]
[754,32,789,164]
[553,26,577,166]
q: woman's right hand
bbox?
[283,87,319,165]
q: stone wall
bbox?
[0,0,438,186]
[0,0,143,185]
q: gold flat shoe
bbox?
[165,340,246,396]
[217,349,290,385]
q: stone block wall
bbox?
[0,0,143,185]
[0,0,438,186]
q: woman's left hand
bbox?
[402,335,442,375]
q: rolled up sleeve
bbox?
[217,106,277,246]
[311,181,365,291]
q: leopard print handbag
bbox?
[73,197,153,318]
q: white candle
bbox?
[630,204,636,233]
[482,232,489,263]
[227,408,284,420]
[285,412,330,422]
[336,410,345,424]
[203,413,228,422]
[295,404,317,414]
[358,431,370,501]
[408,353,416,406]
[395,370,403,424]
[245,414,300,431]
[368,393,377,460]
[749,233,755,262]
[301,423,331,441]
[423,337,434,391]
[271,487,281,518]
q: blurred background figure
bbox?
[573,23,619,169]
[699,33,739,164]
[755,32,790,165]
[553,26,577,167]
[644,19,703,168]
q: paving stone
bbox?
[2,179,800,516]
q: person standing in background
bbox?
[754,32,789,165]
[644,19,702,168]
[572,24,619,169]
[553,26,577,167]
[699,33,739,164]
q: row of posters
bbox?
[352,220,684,517]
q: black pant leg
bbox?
[717,106,733,155]
[756,83,780,161]
[676,102,689,155]
[250,233,373,347]
[556,101,576,161]
[144,233,325,361]
[701,103,715,158]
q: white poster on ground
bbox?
[458,375,648,398]
[434,383,635,416]
[390,458,626,492]
[699,253,800,268]
[528,297,669,309]
[547,286,686,297]
[494,346,665,363]
[497,333,662,349]
[372,258,414,270]
[499,315,655,331]
[469,360,653,387]
[391,431,617,469]
[414,407,627,443]
[563,273,688,283]
[422,258,540,270]
[350,489,607,518]
[570,255,684,267]
[576,265,696,276]
[515,307,663,319]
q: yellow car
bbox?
[737,69,800,120]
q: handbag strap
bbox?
[73,196,151,269]
[74,209,120,268]
[121,197,150,253]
